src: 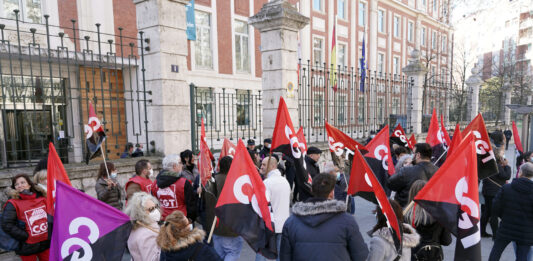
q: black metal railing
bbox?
[0,10,151,168]
[190,84,262,152]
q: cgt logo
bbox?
[393,130,407,144]
[472,131,495,163]
[373,145,390,171]
[233,175,272,219]
[455,177,480,248]
[24,206,48,236]
[328,137,355,160]
[284,126,302,159]
[61,217,99,261]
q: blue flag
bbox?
[186,0,196,40]
[360,37,366,92]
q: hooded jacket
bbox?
[493,177,533,245]
[367,224,421,261]
[388,161,438,207]
[153,169,197,221]
[280,198,369,261]
[95,177,123,210]
[160,228,222,261]
[1,187,51,256]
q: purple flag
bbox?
[50,181,132,260]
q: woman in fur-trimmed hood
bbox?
[367,199,420,261]
[158,210,221,261]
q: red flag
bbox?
[215,140,277,258]
[84,102,106,164]
[271,97,302,158]
[217,138,237,172]
[440,115,452,147]
[447,124,463,157]
[462,114,498,179]
[364,126,395,175]
[46,142,72,215]
[199,118,214,186]
[348,149,402,255]
[415,135,481,260]
[296,127,308,154]
[512,121,524,153]
[391,124,410,148]
[426,108,441,147]
[408,134,416,150]
[326,122,367,159]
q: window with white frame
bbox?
[393,56,400,75]
[392,97,400,114]
[377,97,384,121]
[338,0,347,20]
[393,16,400,38]
[378,53,385,74]
[313,0,323,12]
[313,92,324,126]
[195,11,213,69]
[421,27,426,46]
[338,95,347,124]
[421,0,427,9]
[234,20,250,73]
[3,0,42,23]
[378,10,385,33]
[195,88,213,126]
[442,35,447,53]
[441,68,447,83]
[358,97,365,123]
[236,89,251,126]
[432,31,437,49]
[431,66,436,83]
[338,43,346,68]
[359,2,366,26]
[408,21,414,42]
[313,37,324,65]
[433,0,437,13]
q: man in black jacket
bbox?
[305,147,322,178]
[489,162,533,261]
[388,143,438,207]
[280,173,369,261]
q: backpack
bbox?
[0,212,25,251]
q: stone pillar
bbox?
[134,0,191,155]
[249,1,309,137]
[503,82,512,127]
[402,49,427,134]
[466,64,482,121]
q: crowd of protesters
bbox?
[1,127,532,261]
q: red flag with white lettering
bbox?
[364,126,395,175]
[462,114,498,179]
[326,122,367,159]
[46,142,72,215]
[391,124,409,148]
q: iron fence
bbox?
[0,10,151,169]
[190,84,262,152]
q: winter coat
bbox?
[181,165,199,183]
[367,224,420,261]
[334,173,348,202]
[95,178,123,210]
[305,156,320,178]
[280,198,369,261]
[154,169,198,221]
[264,169,291,234]
[160,228,222,261]
[388,161,438,207]
[204,172,239,237]
[1,187,51,256]
[492,177,533,245]
[482,165,511,197]
[128,222,160,261]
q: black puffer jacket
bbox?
[388,161,438,207]
[1,187,51,256]
[493,177,533,245]
[280,198,369,261]
[95,178,123,210]
[482,165,511,197]
[304,156,320,178]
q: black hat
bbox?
[307,146,322,155]
[264,138,272,144]
[247,139,255,145]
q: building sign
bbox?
[186,0,196,40]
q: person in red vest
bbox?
[2,174,50,261]
[152,154,197,221]
[126,159,155,201]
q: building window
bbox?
[441,68,447,83]
[433,0,437,13]
[377,97,384,121]
[392,97,400,114]
[3,0,42,23]
[234,20,250,73]
[236,90,251,126]
[378,53,385,74]
[338,43,346,68]
[393,56,400,75]
[431,66,436,84]
[338,0,346,20]
[408,21,414,42]
[195,11,213,69]
[358,97,365,123]
[431,31,437,49]
[421,27,426,46]
[313,37,324,65]
[378,10,385,33]
[442,35,447,53]
[313,0,323,12]
[313,92,324,126]
[393,16,400,38]
[338,95,347,124]
[358,2,366,26]
[195,88,213,127]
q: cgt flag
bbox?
[326,122,367,160]
[217,138,237,172]
[215,139,277,259]
[46,142,72,215]
[408,134,416,150]
[364,126,395,176]
[391,124,409,148]
[84,102,106,164]
[199,118,214,186]
[462,114,498,180]
[415,135,481,261]
[512,121,524,153]
[426,108,441,147]
[348,149,402,256]
[440,115,452,147]
[50,181,132,261]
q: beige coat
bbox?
[127,222,160,261]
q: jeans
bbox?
[480,195,498,237]
[213,235,244,261]
[489,237,530,261]
[513,242,533,261]
[255,234,282,261]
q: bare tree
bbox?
[449,44,473,123]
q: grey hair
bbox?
[162,154,181,170]
[520,162,533,178]
[123,192,159,228]
[322,161,337,174]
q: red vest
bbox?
[152,178,187,220]
[8,195,48,244]
[125,175,154,194]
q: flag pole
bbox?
[207,216,217,244]
[403,201,415,215]
[101,138,110,177]
[432,146,448,165]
